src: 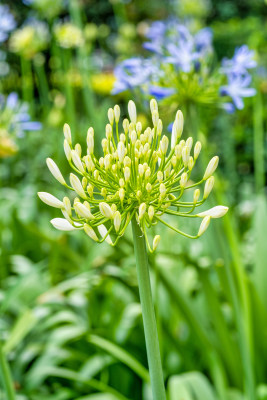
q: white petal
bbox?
[50,218,78,231]
[197,206,229,219]
[98,224,113,245]
[38,192,63,208]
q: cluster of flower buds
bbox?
[38,99,228,252]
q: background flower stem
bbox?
[131,218,166,400]
[0,341,16,400]
[253,89,265,193]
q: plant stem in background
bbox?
[33,55,50,113]
[0,342,16,400]
[61,48,76,128]
[69,0,95,119]
[253,89,265,193]
[21,57,34,114]
[131,218,166,400]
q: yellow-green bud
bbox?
[99,202,114,219]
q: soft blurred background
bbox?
[0,0,267,399]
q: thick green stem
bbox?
[131,219,166,400]
[253,90,265,192]
[0,342,16,400]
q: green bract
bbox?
[38,99,228,252]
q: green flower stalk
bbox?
[38,99,228,399]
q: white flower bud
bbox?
[75,143,82,157]
[71,150,85,173]
[157,119,163,136]
[171,120,178,149]
[146,182,152,192]
[157,171,163,182]
[175,110,184,137]
[114,211,121,232]
[138,164,144,177]
[70,173,87,199]
[38,192,63,208]
[64,139,72,161]
[194,141,201,159]
[139,203,146,219]
[148,205,154,221]
[106,124,112,140]
[124,166,130,182]
[74,202,94,220]
[120,133,126,143]
[198,216,211,236]
[99,202,114,219]
[136,121,142,135]
[145,168,151,179]
[124,156,131,167]
[130,130,137,144]
[114,105,120,123]
[84,224,98,241]
[203,156,219,180]
[182,146,190,167]
[150,98,158,114]
[188,156,194,171]
[123,118,129,134]
[87,128,94,154]
[153,235,161,251]
[63,123,72,145]
[180,172,188,188]
[197,206,229,219]
[186,137,193,152]
[108,108,114,125]
[204,176,215,199]
[87,184,94,197]
[46,158,66,185]
[193,189,200,204]
[117,141,126,163]
[152,110,159,127]
[128,100,137,124]
[98,224,112,245]
[51,218,80,231]
[160,183,166,196]
[119,188,125,201]
[160,135,169,154]
[63,196,71,215]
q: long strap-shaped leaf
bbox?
[87,334,150,383]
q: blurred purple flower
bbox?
[112,57,159,94]
[166,41,199,72]
[0,5,16,43]
[149,86,175,100]
[195,28,213,54]
[221,45,257,76]
[220,73,256,110]
[0,92,42,137]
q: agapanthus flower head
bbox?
[0,5,16,43]
[38,100,228,251]
[113,20,256,114]
[0,92,42,138]
[54,22,84,49]
[9,20,50,59]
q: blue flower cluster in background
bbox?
[0,93,42,138]
[0,5,16,43]
[113,19,257,113]
[220,46,257,112]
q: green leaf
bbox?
[168,372,217,400]
[3,309,37,354]
[87,334,150,383]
